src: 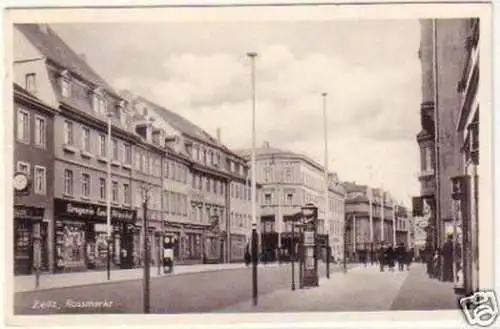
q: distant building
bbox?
[343,182,410,262]
[238,141,346,262]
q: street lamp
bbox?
[106,111,113,281]
[322,92,331,279]
[141,185,151,314]
[344,214,352,274]
[247,51,259,306]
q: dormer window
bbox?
[60,72,71,98]
[92,92,108,115]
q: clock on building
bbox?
[13,173,29,192]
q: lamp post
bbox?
[247,51,258,306]
[344,214,352,274]
[142,186,151,314]
[106,111,113,281]
[291,221,296,290]
[321,92,330,279]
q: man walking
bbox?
[378,242,386,272]
[395,242,406,272]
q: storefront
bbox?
[230,234,246,262]
[54,198,137,272]
[204,231,219,263]
[14,206,47,275]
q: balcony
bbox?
[418,170,436,197]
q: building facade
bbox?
[124,93,258,264]
[415,18,480,293]
[343,182,410,262]
[238,142,346,262]
[13,24,167,273]
[13,83,56,275]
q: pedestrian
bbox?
[386,244,395,272]
[432,248,440,279]
[441,234,454,282]
[378,243,386,272]
[244,244,251,267]
[406,247,414,271]
[395,242,406,271]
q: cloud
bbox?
[52,21,422,205]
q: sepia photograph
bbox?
[3,2,496,327]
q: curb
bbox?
[14,263,283,294]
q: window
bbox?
[285,167,292,183]
[17,162,30,175]
[142,154,148,173]
[213,179,217,194]
[61,78,71,98]
[122,144,132,164]
[202,148,207,164]
[192,173,196,188]
[99,178,106,200]
[64,120,74,145]
[112,181,119,203]
[93,94,107,115]
[134,151,141,170]
[206,177,210,192]
[34,116,46,146]
[81,173,90,198]
[287,193,293,205]
[264,193,271,205]
[81,127,91,152]
[98,134,106,157]
[17,109,30,142]
[123,184,130,205]
[34,166,46,195]
[64,169,73,195]
[25,73,36,94]
[112,139,119,161]
[264,167,271,183]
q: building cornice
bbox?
[14,87,57,116]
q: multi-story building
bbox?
[343,182,409,262]
[238,141,346,262]
[124,93,257,264]
[13,83,56,275]
[416,18,480,293]
[13,24,167,273]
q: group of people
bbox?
[421,234,461,282]
[376,242,414,272]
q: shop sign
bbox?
[14,206,44,220]
[55,198,136,223]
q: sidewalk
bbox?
[14,262,280,293]
[216,263,461,313]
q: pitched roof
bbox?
[13,82,55,113]
[15,24,117,97]
[135,95,242,159]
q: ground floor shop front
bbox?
[14,205,49,275]
[53,198,137,273]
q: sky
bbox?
[52,20,422,207]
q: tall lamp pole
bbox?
[142,186,151,314]
[247,51,259,306]
[322,92,330,279]
[106,111,113,281]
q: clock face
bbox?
[14,173,29,191]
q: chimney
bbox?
[37,24,49,34]
[216,128,221,142]
[79,53,87,62]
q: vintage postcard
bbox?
[2,1,496,328]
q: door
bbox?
[14,220,32,275]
